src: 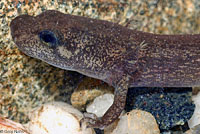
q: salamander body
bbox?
[10,10,200,129]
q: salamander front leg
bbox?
[81,78,129,129]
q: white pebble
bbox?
[86,93,114,117]
[188,92,200,128]
[105,109,160,134]
[27,101,95,134]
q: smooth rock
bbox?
[86,93,114,117]
[188,91,200,128]
[105,109,160,134]
[71,77,114,111]
[184,124,200,134]
[27,101,95,134]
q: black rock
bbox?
[125,87,195,131]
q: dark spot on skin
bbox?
[39,30,58,48]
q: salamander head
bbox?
[10,10,84,70]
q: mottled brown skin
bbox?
[10,10,200,129]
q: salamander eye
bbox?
[39,30,58,47]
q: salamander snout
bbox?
[10,15,34,42]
